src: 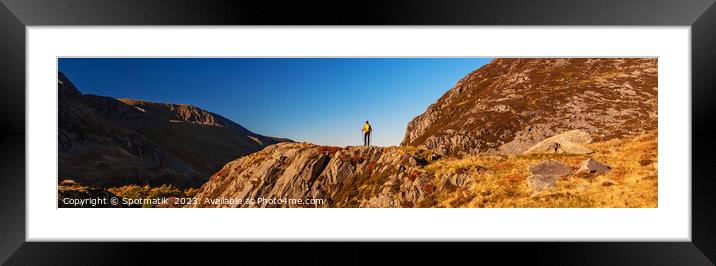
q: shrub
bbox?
[449,193,476,208]
[421,183,436,194]
[331,173,370,207]
[108,183,194,208]
[109,184,148,199]
[366,162,377,170]
[500,174,522,186]
[416,194,438,208]
[317,146,341,156]
[443,179,458,192]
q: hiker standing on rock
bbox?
[362,120,372,146]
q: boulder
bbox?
[575,158,611,175]
[528,159,571,177]
[525,160,573,194]
[527,175,559,193]
[523,130,594,155]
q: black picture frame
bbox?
[1,0,715,264]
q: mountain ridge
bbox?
[58,72,290,188]
[116,98,290,146]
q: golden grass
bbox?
[427,130,658,208]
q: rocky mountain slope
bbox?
[58,72,289,188]
[401,58,658,156]
[190,143,442,208]
[188,130,657,208]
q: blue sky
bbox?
[59,58,492,147]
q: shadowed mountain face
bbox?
[58,72,290,188]
[401,58,658,156]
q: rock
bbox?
[551,130,594,145]
[602,181,616,186]
[447,173,472,187]
[523,130,594,155]
[525,160,573,193]
[527,175,559,193]
[189,143,438,208]
[492,104,511,112]
[497,124,559,154]
[528,159,571,177]
[575,158,611,175]
[409,156,428,167]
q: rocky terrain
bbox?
[189,130,657,208]
[401,58,658,156]
[190,143,438,207]
[58,72,289,188]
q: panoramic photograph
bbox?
[57,58,658,208]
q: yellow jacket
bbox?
[363,123,372,133]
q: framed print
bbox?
[1,0,715,264]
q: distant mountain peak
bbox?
[118,98,224,127]
[58,72,82,98]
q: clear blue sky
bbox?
[59,58,492,147]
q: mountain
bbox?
[401,58,658,156]
[58,72,290,188]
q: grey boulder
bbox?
[527,175,560,194]
[575,158,611,175]
[528,159,572,177]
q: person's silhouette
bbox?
[362,121,372,146]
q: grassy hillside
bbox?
[425,130,658,208]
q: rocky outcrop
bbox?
[190,143,450,208]
[575,158,611,175]
[523,130,593,155]
[58,72,290,188]
[401,58,658,156]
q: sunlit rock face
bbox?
[401,58,658,156]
